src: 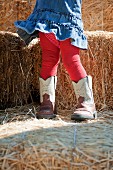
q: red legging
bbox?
[39,32,87,82]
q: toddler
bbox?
[15,0,97,121]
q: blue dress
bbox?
[14,0,87,49]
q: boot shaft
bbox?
[39,76,57,103]
[72,75,94,105]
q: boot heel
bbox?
[93,111,97,119]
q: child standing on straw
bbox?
[15,0,97,121]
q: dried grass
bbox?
[0,31,113,111]
[0,31,41,109]
[0,0,113,32]
[0,0,36,32]
[0,109,113,170]
[56,31,113,111]
[82,0,113,31]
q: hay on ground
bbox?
[0,110,113,170]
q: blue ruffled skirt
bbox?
[14,0,87,49]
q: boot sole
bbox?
[36,114,56,119]
[71,111,97,121]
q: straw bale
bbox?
[0,31,113,111]
[82,0,113,31]
[0,0,113,32]
[0,0,36,32]
[0,31,40,109]
[0,111,113,170]
[82,31,113,110]
[56,31,113,111]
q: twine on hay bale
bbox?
[0,114,113,170]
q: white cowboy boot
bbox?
[36,76,57,119]
[71,76,97,121]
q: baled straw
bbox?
[56,31,113,111]
[0,0,113,32]
[0,31,113,111]
[0,31,40,109]
[82,0,113,31]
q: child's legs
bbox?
[39,32,60,79]
[60,39,87,82]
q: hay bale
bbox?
[81,31,113,110]
[0,31,41,109]
[0,0,36,32]
[0,31,113,111]
[56,31,113,111]
[82,0,113,31]
[0,0,113,32]
[0,112,113,170]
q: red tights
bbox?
[39,32,87,83]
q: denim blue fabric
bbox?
[14,0,87,49]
